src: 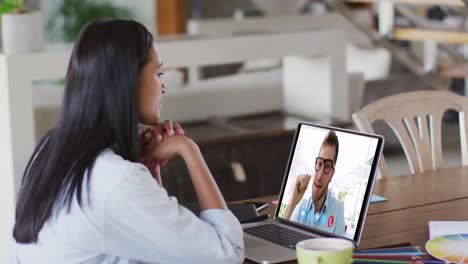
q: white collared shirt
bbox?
[12,149,244,264]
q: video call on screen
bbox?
[278,125,379,239]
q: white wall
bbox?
[0,55,16,264]
[112,0,156,36]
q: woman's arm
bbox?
[151,135,226,210]
[104,168,243,263]
[141,120,226,210]
[179,138,226,210]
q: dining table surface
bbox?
[240,165,468,263]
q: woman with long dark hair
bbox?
[12,19,244,263]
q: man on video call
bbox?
[283,131,345,236]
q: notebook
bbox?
[243,122,384,263]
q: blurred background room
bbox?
[3,0,468,261]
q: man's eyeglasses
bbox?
[315,157,335,174]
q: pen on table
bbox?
[353,258,412,263]
[413,261,449,264]
[366,242,413,249]
[256,203,269,212]
[353,259,447,264]
[352,259,444,264]
[354,247,421,254]
[354,251,425,256]
[353,254,425,260]
[353,254,426,259]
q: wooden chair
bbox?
[352,91,468,178]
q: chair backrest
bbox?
[352,91,468,178]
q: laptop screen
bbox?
[276,122,383,243]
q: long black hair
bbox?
[13,19,154,243]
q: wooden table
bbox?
[242,166,468,262]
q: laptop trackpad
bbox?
[244,237,296,263]
[245,237,269,249]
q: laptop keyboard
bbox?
[244,224,314,249]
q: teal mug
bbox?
[296,238,354,264]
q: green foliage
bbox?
[0,0,24,15]
[0,0,25,31]
[47,0,132,42]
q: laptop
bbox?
[243,122,384,263]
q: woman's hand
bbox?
[142,121,227,211]
[150,135,198,161]
[140,120,185,185]
[141,120,184,156]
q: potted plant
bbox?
[1,0,44,54]
[46,0,132,43]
